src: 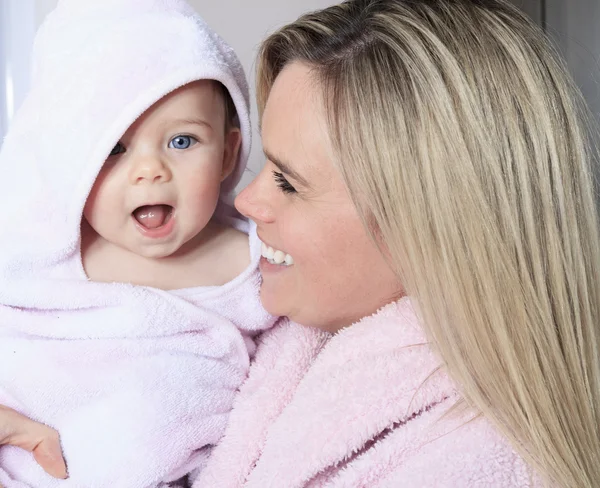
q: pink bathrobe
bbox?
[195,298,536,487]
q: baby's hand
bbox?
[0,405,67,479]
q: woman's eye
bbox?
[272,170,297,194]
[168,135,198,150]
[109,142,126,156]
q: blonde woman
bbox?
[1,0,599,486]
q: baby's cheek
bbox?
[187,175,221,206]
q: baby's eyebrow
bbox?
[171,118,215,132]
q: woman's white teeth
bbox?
[265,246,275,260]
[261,242,294,266]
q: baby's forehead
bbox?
[161,79,225,106]
[119,80,227,135]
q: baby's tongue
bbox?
[133,205,170,229]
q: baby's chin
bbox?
[123,240,185,260]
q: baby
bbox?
[0,0,276,486]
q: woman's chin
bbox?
[259,284,288,318]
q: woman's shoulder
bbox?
[336,406,536,487]
[199,302,537,487]
[254,304,537,487]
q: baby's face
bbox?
[83,81,241,258]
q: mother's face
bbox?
[235,62,402,332]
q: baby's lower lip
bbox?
[132,211,175,239]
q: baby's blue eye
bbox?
[169,135,198,150]
[109,142,126,156]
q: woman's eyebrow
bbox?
[264,149,310,188]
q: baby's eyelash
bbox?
[272,171,297,194]
[109,141,126,157]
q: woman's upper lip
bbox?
[257,232,274,248]
[257,232,290,254]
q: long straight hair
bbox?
[256,1,600,486]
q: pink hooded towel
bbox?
[0,0,276,486]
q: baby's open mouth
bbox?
[132,204,174,229]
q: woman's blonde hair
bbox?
[257,0,600,486]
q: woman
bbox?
[2,0,599,486]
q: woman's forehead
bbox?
[261,63,333,177]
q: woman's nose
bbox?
[235,171,275,223]
[128,154,172,185]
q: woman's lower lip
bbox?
[259,256,290,273]
[132,213,175,239]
